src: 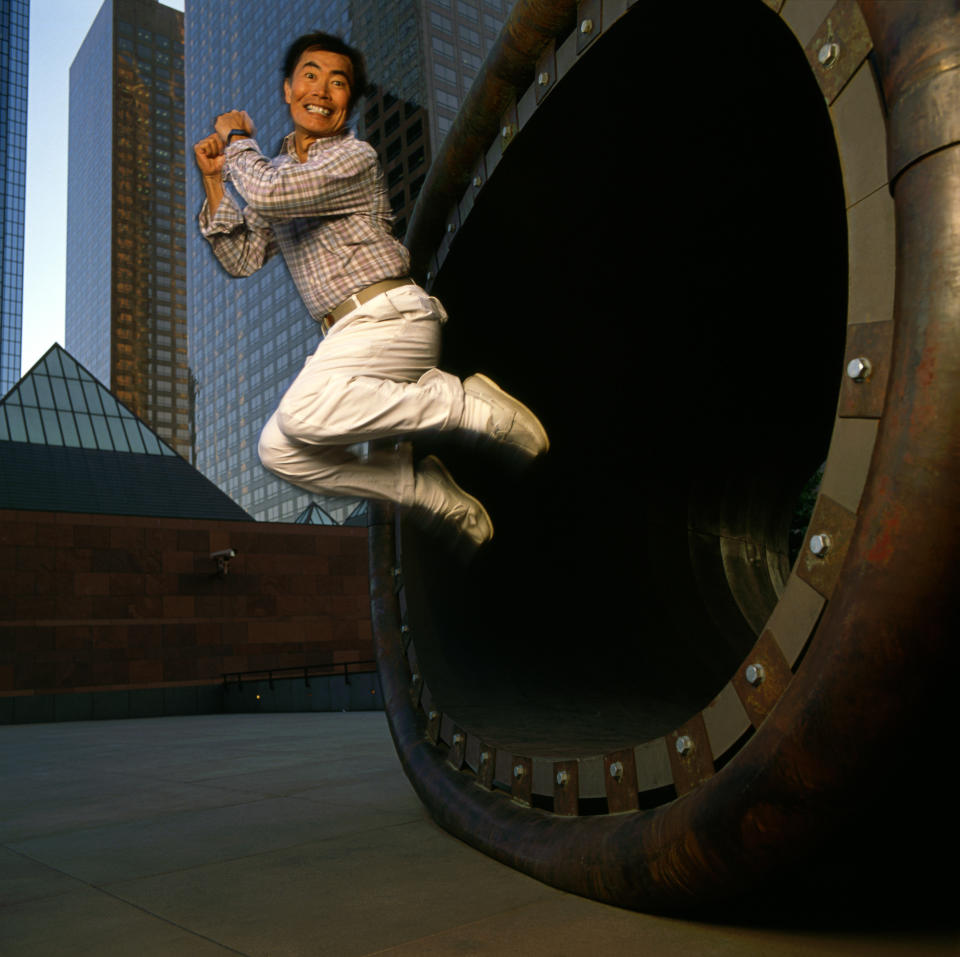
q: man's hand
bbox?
[214,110,256,145]
[194,133,225,177]
[194,133,227,215]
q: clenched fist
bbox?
[194,133,225,178]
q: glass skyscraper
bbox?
[185,0,508,523]
[0,0,29,395]
[65,0,192,460]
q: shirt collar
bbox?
[282,128,354,160]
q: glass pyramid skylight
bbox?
[0,345,176,456]
[293,501,337,525]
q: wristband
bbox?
[226,129,249,144]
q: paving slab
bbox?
[0,713,956,957]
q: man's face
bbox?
[284,47,353,144]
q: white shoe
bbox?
[462,373,549,458]
[412,455,493,548]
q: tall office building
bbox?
[0,0,29,395]
[185,0,508,522]
[65,0,192,460]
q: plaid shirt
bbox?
[198,129,410,320]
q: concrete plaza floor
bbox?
[0,712,955,956]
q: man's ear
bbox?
[283,79,292,104]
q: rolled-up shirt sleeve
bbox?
[224,136,377,219]
[198,188,276,277]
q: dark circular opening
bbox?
[401,2,848,755]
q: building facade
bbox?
[185,0,508,523]
[0,0,29,395]
[65,0,192,460]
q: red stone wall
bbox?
[0,510,371,698]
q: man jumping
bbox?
[194,31,547,547]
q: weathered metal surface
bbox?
[553,759,579,815]
[603,748,639,813]
[576,0,602,54]
[731,630,793,729]
[409,670,423,707]
[861,0,960,181]
[448,727,467,770]
[426,706,441,744]
[477,745,496,790]
[369,0,959,914]
[804,0,873,104]
[666,714,715,797]
[702,682,751,761]
[633,738,674,793]
[838,320,894,418]
[830,61,889,205]
[485,101,519,178]
[511,755,533,806]
[795,494,857,598]
[846,190,897,335]
[534,42,556,103]
[819,417,878,513]
[762,574,825,666]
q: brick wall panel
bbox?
[74,525,111,549]
[0,513,371,697]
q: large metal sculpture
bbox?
[369,0,959,911]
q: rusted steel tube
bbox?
[403,0,577,276]
[370,0,960,911]
[860,0,960,182]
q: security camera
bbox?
[211,548,237,575]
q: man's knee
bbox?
[257,414,294,476]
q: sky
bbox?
[20,0,185,377]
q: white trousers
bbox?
[258,284,465,506]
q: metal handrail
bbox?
[221,660,378,691]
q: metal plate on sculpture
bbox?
[477,745,496,790]
[511,755,533,806]
[667,714,715,796]
[604,748,639,813]
[795,494,857,599]
[804,0,872,104]
[535,43,556,104]
[576,0,602,54]
[448,727,467,769]
[732,629,793,728]
[839,320,894,419]
[553,759,579,815]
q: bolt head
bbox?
[580,18,594,34]
[675,734,694,756]
[501,125,511,139]
[556,770,569,787]
[428,710,438,721]
[818,41,840,67]
[846,356,872,382]
[809,533,832,557]
[472,175,483,187]
[513,763,525,779]
[609,761,624,782]
[745,662,765,687]
[537,71,550,86]
[480,750,490,764]
[446,223,455,233]
[452,732,464,746]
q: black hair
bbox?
[281,32,369,116]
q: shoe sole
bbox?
[422,454,494,546]
[468,373,550,455]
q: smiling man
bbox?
[194,32,548,548]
